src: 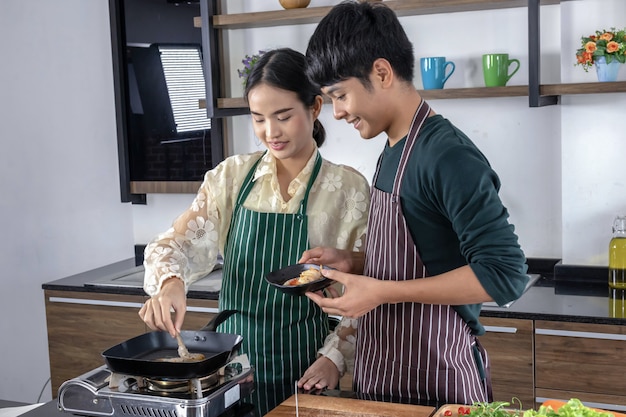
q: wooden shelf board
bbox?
[541,81,626,95]
[212,0,561,29]
[214,82,626,109]
[130,181,202,194]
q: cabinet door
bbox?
[535,320,626,410]
[44,290,147,396]
[479,317,534,408]
[182,298,219,330]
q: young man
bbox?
[298,0,528,405]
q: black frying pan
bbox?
[102,310,241,379]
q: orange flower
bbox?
[607,41,620,53]
[584,41,597,53]
[575,27,626,72]
[600,32,614,41]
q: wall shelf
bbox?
[211,81,626,110]
[204,0,561,30]
[200,0,623,113]
[130,181,203,195]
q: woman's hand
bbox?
[139,277,186,337]
[298,356,340,391]
[299,247,364,274]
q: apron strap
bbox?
[235,150,323,215]
[298,151,322,215]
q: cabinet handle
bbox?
[186,306,219,314]
[49,297,144,309]
[535,328,626,341]
[536,397,626,412]
[49,297,220,314]
[484,325,517,334]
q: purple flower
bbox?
[237,50,267,81]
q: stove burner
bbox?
[58,365,256,417]
[145,373,220,395]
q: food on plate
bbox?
[283,265,324,286]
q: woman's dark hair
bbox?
[244,48,326,147]
[305,1,414,89]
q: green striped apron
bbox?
[217,152,328,416]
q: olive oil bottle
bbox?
[608,215,626,289]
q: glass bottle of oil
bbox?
[608,215,626,289]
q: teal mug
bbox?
[420,57,455,90]
[482,53,520,87]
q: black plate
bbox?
[266,263,334,295]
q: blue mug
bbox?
[420,57,455,90]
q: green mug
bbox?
[482,53,520,87]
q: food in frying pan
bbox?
[156,354,206,363]
[283,265,324,286]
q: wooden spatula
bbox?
[175,332,205,361]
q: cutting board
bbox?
[264,393,435,417]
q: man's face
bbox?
[321,76,387,140]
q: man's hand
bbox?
[299,247,364,274]
[306,268,383,319]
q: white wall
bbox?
[1,0,625,405]
[0,0,135,403]
[136,0,625,264]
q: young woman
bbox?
[138,48,370,415]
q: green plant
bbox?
[237,50,267,84]
[575,27,626,72]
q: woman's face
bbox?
[247,83,320,161]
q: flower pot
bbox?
[279,0,311,9]
[595,56,622,82]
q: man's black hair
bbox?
[305,0,415,89]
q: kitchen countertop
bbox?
[42,258,626,325]
[0,402,59,417]
[41,258,220,301]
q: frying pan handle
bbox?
[201,309,237,331]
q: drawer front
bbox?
[535,321,626,397]
[44,290,147,396]
[480,317,534,407]
[183,299,219,330]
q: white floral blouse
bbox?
[143,150,370,374]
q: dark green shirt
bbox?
[375,114,528,335]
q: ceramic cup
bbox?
[482,53,520,87]
[420,57,456,90]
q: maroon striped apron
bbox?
[353,100,492,404]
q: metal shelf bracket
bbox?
[528,0,559,107]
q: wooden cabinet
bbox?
[179,297,220,330]
[44,290,147,396]
[44,289,220,397]
[534,320,626,411]
[479,317,534,408]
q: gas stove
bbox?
[57,364,255,417]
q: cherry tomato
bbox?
[444,410,453,416]
[458,407,471,415]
